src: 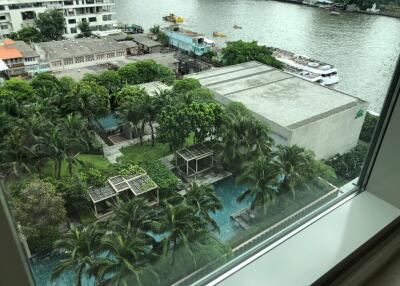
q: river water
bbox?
[114,0,400,113]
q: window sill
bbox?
[213,191,400,286]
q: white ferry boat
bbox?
[270,47,339,86]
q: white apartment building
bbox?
[0,0,117,38]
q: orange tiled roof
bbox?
[3,39,15,45]
[0,40,22,60]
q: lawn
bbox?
[119,142,171,164]
[41,154,111,178]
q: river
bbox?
[114,0,400,113]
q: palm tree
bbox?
[237,154,281,214]
[0,131,32,177]
[60,113,92,149]
[185,182,223,232]
[91,234,158,286]
[273,145,317,199]
[110,198,160,238]
[159,201,208,264]
[52,224,102,286]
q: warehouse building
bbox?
[188,61,368,159]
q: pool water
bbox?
[210,176,252,241]
[96,113,122,130]
[31,177,249,286]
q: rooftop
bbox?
[35,37,128,60]
[0,43,22,60]
[177,144,214,161]
[188,61,365,130]
[165,25,205,38]
[138,81,171,96]
[132,35,161,47]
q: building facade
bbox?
[163,25,215,56]
[188,61,368,160]
[0,0,117,38]
[34,37,128,72]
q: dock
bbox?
[231,208,256,230]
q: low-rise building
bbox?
[188,61,368,159]
[34,37,129,72]
[0,0,117,39]
[163,25,215,56]
[132,35,162,54]
[0,39,40,77]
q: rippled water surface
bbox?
[115,0,400,112]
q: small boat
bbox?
[330,11,340,15]
[233,24,242,29]
[213,31,226,37]
[163,13,184,23]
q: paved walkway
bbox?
[95,134,152,164]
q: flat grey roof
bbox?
[189,61,365,130]
[133,35,161,47]
[9,41,38,58]
[36,38,127,60]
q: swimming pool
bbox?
[31,177,250,286]
[210,176,251,241]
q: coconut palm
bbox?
[159,201,208,263]
[237,154,281,214]
[185,182,222,232]
[52,224,102,286]
[0,131,32,177]
[110,198,160,238]
[91,234,158,286]
[273,145,317,199]
[60,113,92,149]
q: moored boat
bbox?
[270,47,339,86]
[163,13,184,23]
[213,31,226,37]
[233,24,242,29]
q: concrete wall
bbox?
[290,101,369,159]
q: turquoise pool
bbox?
[95,113,122,131]
[31,177,250,285]
[210,176,252,241]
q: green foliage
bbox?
[35,9,65,41]
[28,227,60,254]
[360,112,379,143]
[77,21,92,38]
[72,81,110,118]
[221,40,283,69]
[140,159,178,196]
[172,78,202,95]
[10,26,42,43]
[30,72,61,98]
[119,142,171,164]
[118,63,139,84]
[325,144,368,181]
[80,167,107,187]
[115,163,145,177]
[11,180,66,253]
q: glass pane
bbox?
[0,0,398,286]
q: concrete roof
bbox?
[132,35,161,48]
[138,81,171,95]
[8,41,38,58]
[35,38,127,61]
[189,61,365,130]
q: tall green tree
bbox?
[10,26,42,43]
[11,180,66,249]
[77,21,92,38]
[237,154,281,213]
[221,40,283,69]
[91,234,158,286]
[185,182,222,232]
[274,145,317,199]
[35,9,66,41]
[96,70,123,110]
[52,225,102,286]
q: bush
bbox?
[140,159,178,198]
[359,112,379,143]
[28,227,60,255]
[325,144,368,181]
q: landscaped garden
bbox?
[0,45,368,285]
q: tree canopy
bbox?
[35,9,66,41]
[221,40,283,69]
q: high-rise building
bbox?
[0,0,117,38]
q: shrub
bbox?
[140,159,178,198]
[359,112,379,143]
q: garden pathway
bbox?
[95,134,152,164]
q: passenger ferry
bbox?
[270,47,339,86]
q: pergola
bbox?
[176,144,214,178]
[87,171,158,217]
